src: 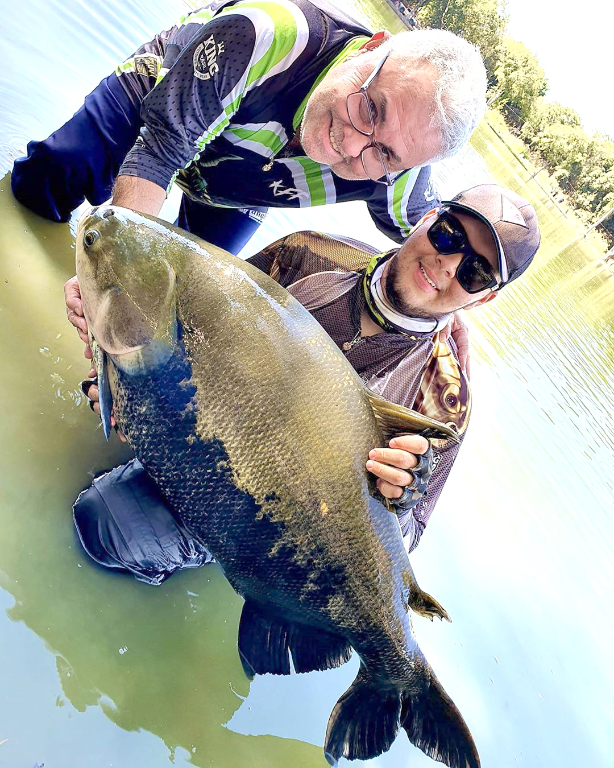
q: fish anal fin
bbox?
[288,622,353,673]
[402,677,481,768]
[366,390,458,444]
[238,600,352,678]
[402,569,451,622]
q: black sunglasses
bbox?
[427,210,500,294]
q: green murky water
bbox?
[1,1,613,767]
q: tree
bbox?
[492,37,548,126]
[417,0,508,86]
[521,99,581,145]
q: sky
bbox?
[505,0,613,136]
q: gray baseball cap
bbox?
[443,184,541,289]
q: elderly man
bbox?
[12,0,486,253]
[75,183,540,584]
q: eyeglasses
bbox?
[346,50,408,187]
[427,210,500,294]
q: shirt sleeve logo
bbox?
[193,35,225,81]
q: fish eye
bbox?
[84,230,100,248]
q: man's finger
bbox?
[366,459,413,488]
[65,276,90,339]
[64,276,82,310]
[449,313,471,379]
[67,310,88,334]
[85,383,99,402]
[454,333,470,377]
[368,447,418,470]
[464,355,471,380]
[388,434,429,454]
[376,477,412,500]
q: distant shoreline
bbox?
[384,0,419,29]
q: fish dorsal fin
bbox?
[365,390,459,444]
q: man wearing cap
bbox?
[77,183,540,585]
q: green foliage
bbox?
[415,0,614,246]
[520,98,614,243]
[521,100,581,137]
[492,37,547,124]
[417,0,507,85]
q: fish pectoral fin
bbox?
[402,569,451,622]
[402,676,481,768]
[93,343,114,440]
[324,665,402,763]
[365,390,459,444]
[238,600,352,678]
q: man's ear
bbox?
[464,292,498,311]
[359,30,391,52]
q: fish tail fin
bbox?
[324,667,480,768]
[401,677,481,768]
[324,666,402,764]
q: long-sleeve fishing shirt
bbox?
[248,230,469,553]
[115,0,438,242]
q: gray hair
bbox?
[383,29,487,163]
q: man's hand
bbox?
[441,311,470,379]
[82,371,127,442]
[65,276,92,359]
[366,434,430,500]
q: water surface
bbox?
[1,1,613,767]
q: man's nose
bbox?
[341,122,372,158]
[437,251,462,278]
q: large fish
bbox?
[76,206,480,768]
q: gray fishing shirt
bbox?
[248,231,468,552]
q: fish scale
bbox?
[77,205,479,768]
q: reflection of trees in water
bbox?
[470,230,614,458]
[0,202,320,767]
[3,457,320,766]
